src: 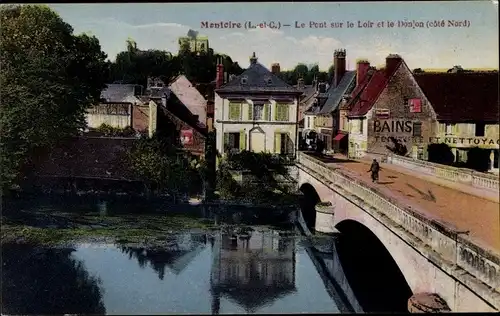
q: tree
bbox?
[0,5,109,191]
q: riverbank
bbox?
[1,197,297,247]
[1,209,219,246]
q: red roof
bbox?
[414,72,499,122]
[347,61,402,117]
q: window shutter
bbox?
[438,123,444,134]
[283,104,289,121]
[239,130,246,151]
[274,103,278,121]
[274,132,281,154]
[453,124,459,135]
[248,103,253,121]
[236,103,241,120]
[263,103,269,121]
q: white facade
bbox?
[214,94,299,156]
[347,110,370,159]
[85,103,132,129]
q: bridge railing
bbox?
[385,154,499,192]
[296,151,500,293]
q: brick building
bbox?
[346,54,438,159]
[414,71,499,172]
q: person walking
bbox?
[368,159,380,183]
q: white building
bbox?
[214,53,303,156]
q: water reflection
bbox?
[2,228,344,314]
[118,233,208,280]
[209,227,297,314]
[1,244,106,315]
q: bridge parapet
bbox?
[386,154,499,192]
[296,152,500,294]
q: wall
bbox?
[366,64,438,157]
[86,104,131,129]
[434,122,499,150]
[339,108,349,132]
[348,118,368,158]
[214,94,298,155]
[132,105,150,133]
[304,114,316,131]
[295,152,500,312]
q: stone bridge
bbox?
[294,151,500,312]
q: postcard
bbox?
[1,2,498,315]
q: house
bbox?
[295,78,320,149]
[414,71,499,172]
[314,49,357,153]
[210,228,296,314]
[214,52,303,156]
[86,83,157,136]
[143,76,208,156]
[346,54,439,159]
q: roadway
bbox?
[310,154,500,253]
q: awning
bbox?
[333,133,347,141]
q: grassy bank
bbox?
[1,211,217,247]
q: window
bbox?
[224,132,242,153]
[413,122,422,137]
[274,132,292,155]
[307,117,310,128]
[359,119,364,133]
[253,104,264,120]
[475,122,485,137]
[275,103,289,121]
[228,102,241,120]
[445,123,454,135]
[240,76,248,84]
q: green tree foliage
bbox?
[216,151,297,205]
[128,134,203,199]
[0,5,109,190]
[277,63,331,86]
[108,41,243,86]
[94,123,135,137]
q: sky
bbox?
[48,1,499,71]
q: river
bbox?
[1,196,401,314]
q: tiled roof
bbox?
[100,84,142,103]
[317,71,356,115]
[347,61,402,117]
[414,72,499,122]
[215,62,301,94]
[168,75,207,125]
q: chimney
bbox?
[297,78,305,90]
[356,60,370,86]
[250,52,258,65]
[216,61,224,89]
[386,54,402,75]
[271,63,280,74]
[333,49,346,87]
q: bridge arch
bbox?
[299,183,320,229]
[335,219,413,312]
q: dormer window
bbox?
[264,76,272,85]
[240,76,248,84]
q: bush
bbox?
[466,147,491,172]
[427,143,455,165]
[216,151,297,205]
